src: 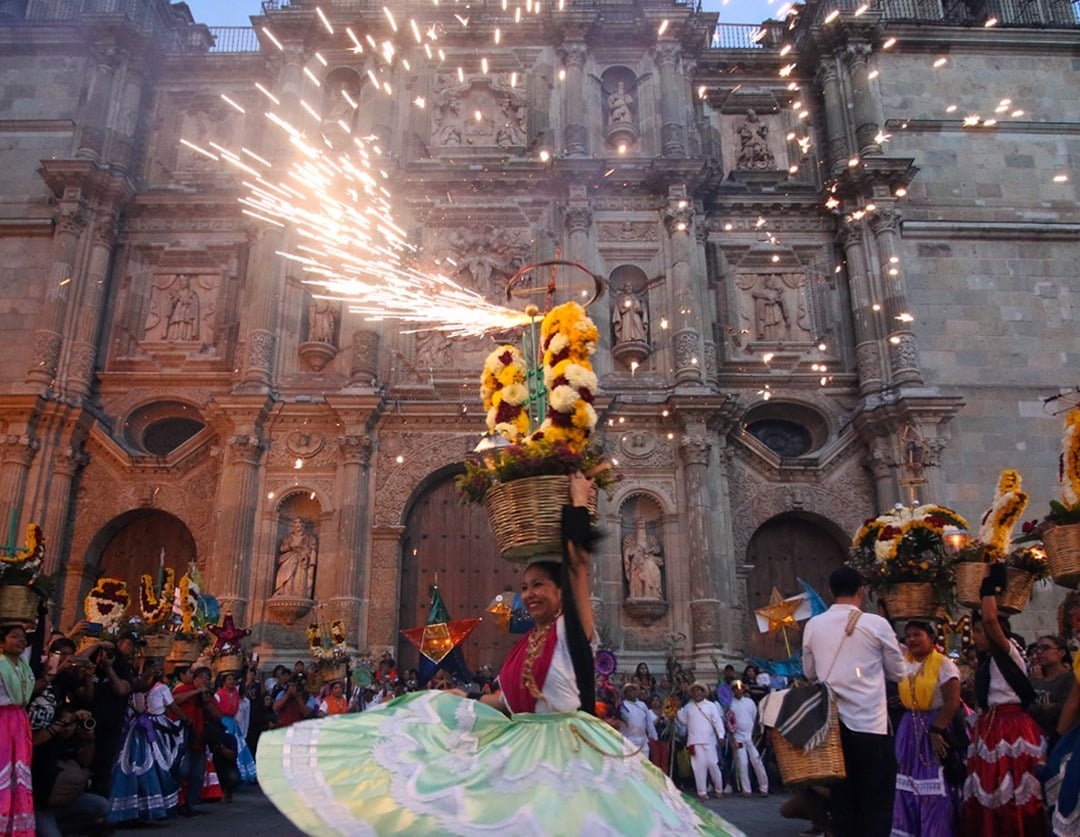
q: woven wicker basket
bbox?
[771,699,847,786]
[880,582,936,620]
[954,562,985,609]
[999,568,1036,614]
[166,637,206,663]
[213,653,244,675]
[483,475,598,562]
[0,585,40,623]
[141,634,174,659]
[1045,524,1080,589]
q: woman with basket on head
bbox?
[256,473,741,836]
[891,620,964,836]
[960,563,1047,836]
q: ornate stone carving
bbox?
[245,329,276,371]
[888,332,920,372]
[856,341,883,382]
[661,122,685,157]
[68,342,96,383]
[273,516,317,599]
[679,435,711,466]
[430,76,527,149]
[672,329,699,370]
[734,109,776,171]
[618,435,676,470]
[735,273,815,343]
[622,516,664,601]
[565,122,587,157]
[349,330,380,383]
[564,205,593,235]
[597,221,658,242]
[30,330,62,380]
[338,435,372,466]
[443,225,530,298]
[372,433,468,527]
[143,274,218,344]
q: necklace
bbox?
[522,614,560,700]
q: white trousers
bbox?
[690,741,723,797]
[733,738,768,793]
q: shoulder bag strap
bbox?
[822,609,862,683]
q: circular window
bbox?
[741,401,829,457]
[746,419,813,457]
[122,400,206,455]
[142,418,205,456]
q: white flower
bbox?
[549,385,580,413]
[547,333,569,357]
[563,363,597,394]
[494,422,522,440]
[501,382,528,405]
[582,402,598,431]
[486,406,498,432]
[874,538,895,562]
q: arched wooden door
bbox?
[398,473,521,678]
[744,513,847,660]
[95,510,197,601]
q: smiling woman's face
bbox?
[521,564,562,625]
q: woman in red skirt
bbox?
[960,563,1047,836]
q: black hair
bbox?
[829,566,864,598]
[1037,634,1073,667]
[904,620,935,637]
[0,623,25,641]
[48,636,76,654]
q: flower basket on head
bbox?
[456,301,613,561]
[849,503,969,620]
[1045,524,1080,588]
[167,636,206,664]
[141,634,174,659]
[880,583,937,621]
[212,652,244,676]
[0,584,41,623]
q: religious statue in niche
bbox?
[612,285,649,345]
[735,109,775,171]
[308,298,338,346]
[274,517,317,599]
[623,516,664,600]
[164,275,200,341]
[324,74,362,132]
[751,275,790,340]
[607,81,634,127]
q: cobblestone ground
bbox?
[146,786,810,836]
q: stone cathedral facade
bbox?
[0,0,1076,669]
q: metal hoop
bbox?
[504,259,605,311]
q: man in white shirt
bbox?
[727,680,768,797]
[676,681,726,800]
[802,566,906,837]
[619,682,657,751]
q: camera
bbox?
[290,672,307,689]
[80,716,96,732]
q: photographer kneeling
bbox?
[31,706,110,837]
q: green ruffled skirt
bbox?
[256,691,741,836]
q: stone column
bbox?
[208,434,265,623]
[665,188,700,385]
[366,525,405,651]
[326,434,372,646]
[680,432,722,650]
[40,446,89,576]
[75,48,117,162]
[27,201,87,387]
[839,221,885,395]
[0,435,38,555]
[844,42,883,158]
[61,213,117,401]
[869,208,922,385]
[561,43,588,157]
[655,43,685,157]
[816,58,849,174]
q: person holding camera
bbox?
[87,638,134,799]
[270,668,310,729]
[31,704,110,837]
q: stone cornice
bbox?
[902,220,1080,241]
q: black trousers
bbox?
[831,723,897,837]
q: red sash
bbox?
[498,621,559,713]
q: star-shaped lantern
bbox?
[755,587,803,657]
[208,613,251,654]
[401,617,482,665]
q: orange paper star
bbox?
[401,617,482,664]
[755,587,801,635]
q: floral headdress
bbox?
[139,569,176,629]
[849,503,969,589]
[84,578,130,631]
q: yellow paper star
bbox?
[755,587,801,635]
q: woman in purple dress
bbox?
[892,620,964,836]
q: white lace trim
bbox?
[969,733,1046,762]
[962,769,1043,808]
[1045,750,1080,836]
[895,770,947,797]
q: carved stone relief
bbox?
[735,272,814,343]
[597,221,659,242]
[372,432,469,527]
[440,224,531,298]
[143,273,219,345]
[430,75,527,150]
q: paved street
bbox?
[143,785,808,836]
